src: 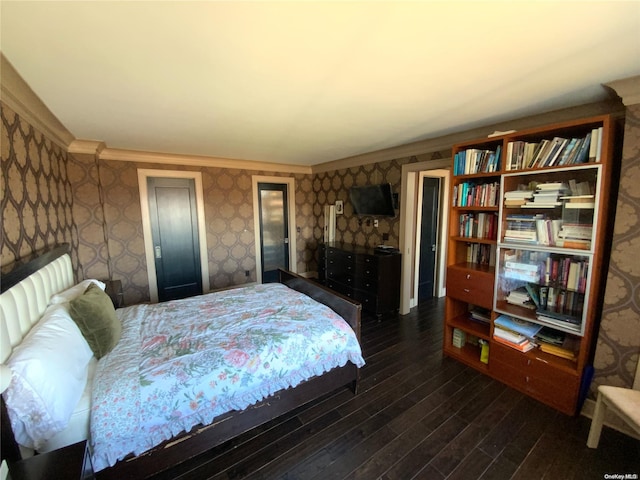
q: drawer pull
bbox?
[464,288,470,293]
[466,274,471,280]
[535,357,549,364]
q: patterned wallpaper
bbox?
[311,153,446,252]
[0,103,79,274]
[592,103,640,392]
[67,158,315,305]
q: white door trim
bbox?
[399,159,450,314]
[252,176,297,284]
[138,169,210,303]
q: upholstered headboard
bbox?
[0,245,74,364]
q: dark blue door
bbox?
[148,177,203,301]
[418,177,440,301]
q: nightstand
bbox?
[104,279,124,308]
[8,441,94,480]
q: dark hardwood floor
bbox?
[149,298,639,480]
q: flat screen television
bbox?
[349,183,396,217]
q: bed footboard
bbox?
[277,269,362,340]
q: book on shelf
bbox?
[568,180,594,196]
[544,137,570,167]
[541,256,588,292]
[534,328,579,360]
[503,127,602,171]
[504,189,535,199]
[589,126,603,162]
[453,181,500,207]
[504,261,540,283]
[469,306,491,325]
[495,314,544,338]
[454,146,501,175]
[504,198,529,207]
[493,332,536,352]
[466,243,496,266]
[534,218,563,246]
[562,239,590,250]
[561,194,595,209]
[538,342,577,360]
[521,182,570,208]
[563,201,595,209]
[505,287,537,309]
[525,283,541,308]
[536,308,582,326]
[535,326,565,345]
[558,225,592,240]
[458,212,498,240]
[503,213,545,244]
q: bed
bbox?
[0,244,363,479]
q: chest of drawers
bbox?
[320,242,401,315]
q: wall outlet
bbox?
[373,219,379,227]
[382,233,389,241]
[245,270,250,277]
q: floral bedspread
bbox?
[90,283,364,471]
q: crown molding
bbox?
[0,53,75,149]
[68,139,107,156]
[98,147,312,175]
[605,75,640,106]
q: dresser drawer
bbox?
[354,289,377,311]
[446,267,494,309]
[326,280,354,299]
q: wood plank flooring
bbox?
[148,298,639,479]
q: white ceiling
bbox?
[1,1,639,166]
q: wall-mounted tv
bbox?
[349,183,396,217]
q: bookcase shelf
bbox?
[444,114,617,416]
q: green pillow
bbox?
[69,283,122,359]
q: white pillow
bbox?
[2,304,94,450]
[49,279,106,305]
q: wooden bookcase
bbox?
[444,114,616,415]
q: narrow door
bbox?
[418,177,440,301]
[258,182,289,283]
[147,177,203,301]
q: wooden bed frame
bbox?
[0,244,362,479]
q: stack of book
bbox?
[522,182,570,208]
[503,189,534,207]
[558,195,594,250]
[493,315,542,352]
[534,327,578,361]
[505,286,536,310]
[503,213,544,243]
[469,306,491,325]
[536,307,582,332]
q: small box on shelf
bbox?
[452,328,466,348]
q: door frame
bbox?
[252,176,297,284]
[398,160,450,314]
[138,169,210,303]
